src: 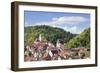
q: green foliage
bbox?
[65,28,90,49]
[24,25,76,46]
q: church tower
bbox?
[56,39,61,48]
[39,34,42,42]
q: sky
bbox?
[24,11,90,34]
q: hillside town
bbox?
[24,34,88,61]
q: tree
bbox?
[24,25,76,47]
[65,28,90,49]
